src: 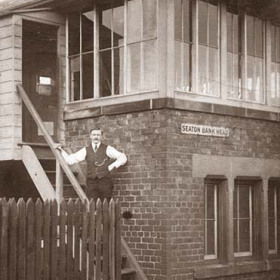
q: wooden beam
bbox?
[22,145,56,201]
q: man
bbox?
[57,127,127,202]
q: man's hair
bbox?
[89,127,102,134]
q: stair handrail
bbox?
[17,84,89,203]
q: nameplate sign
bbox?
[181,123,229,137]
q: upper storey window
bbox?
[67,0,158,102]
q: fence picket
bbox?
[115,200,122,280]
[88,200,96,280]
[103,199,109,280]
[9,199,18,280]
[59,200,67,280]
[26,199,35,280]
[109,199,115,280]
[81,201,88,280]
[35,199,43,280]
[74,199,82,279]
[43,200,51,280]
[95,199,102,280]
[18,199,26,280]
[50,200,58,280]
[1,198,9,280]
[66,199,74,280]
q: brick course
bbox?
[64,107,280,280]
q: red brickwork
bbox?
[64,108,280,280]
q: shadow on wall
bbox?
[0,161,41,201]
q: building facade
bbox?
[1,0,280,279]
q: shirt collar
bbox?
[91,142,101,149]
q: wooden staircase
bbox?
[17,84,146,280]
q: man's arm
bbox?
[56,146,87,165]
[106,146,127,171]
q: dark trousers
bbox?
[86,176,114,202]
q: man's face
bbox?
[90,130,102,143]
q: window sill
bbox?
[194,259,280,279]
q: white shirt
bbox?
[61,142,127,171]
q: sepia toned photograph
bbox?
[0,0,280,279]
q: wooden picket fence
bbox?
[0,198,121,280]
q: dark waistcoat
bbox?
[86,143,112,179]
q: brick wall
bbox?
[64,107,280,280]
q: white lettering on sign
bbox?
[181,123,229,137]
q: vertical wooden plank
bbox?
[18,199,26,280]
[9,199,18,280]
[95,199,102,280]
[66,199,74,280]
[103,200,109,280]
[50,200,58,280]
[26,199,35,280]
[59,200,67,280]
[0,198,9,280]
[56,160,64,203]
[81,201,88,280]
[35,199,43,280]
[43,200,51,280]
[115,200,122,280]
[88,200,96,279]
[74,199,81,280]
[109,199,115,280]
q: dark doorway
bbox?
[22,20,59,143]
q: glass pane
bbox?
[100,8,112,50]
[206,185,215,219]
[227,52,233,95]
[198,45,207,93]
[114,47,123,95]
[82,11,94,52]
[113,4,125,47]
[209,47,219,95]
[271,62,276,99]
[268,187,275,217]
[82,53,94,99]
[239,219,251,252]
[239,185,250,218]
[277,28,280,62]
[127,0,141,44]
[70,56,80,101]
[269,218,276,251]
[183,0,191,42]
[227,12,233,52]
[271,26,276,62]
[198,0,208,45]
[234,219,238,252]
[233,13,239,53]
[246,55,255,101]
[175,41,182,90]
[206,220,215,255]
[255,19,263,58]
[247,16,255,56]
[255,57,264,102]
[174,0,182,41]
[143,0,157,39]
[127,43,141,92]
[209,2,218,47]
[183,42,191,91]
[233,186,238,218]
[100,50,112,97]
[143,40,158,90]
[69,13,80,55]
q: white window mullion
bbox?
[79,13,83,100]
[123,0,128,95]
[111,7,114,96]
[66,15,70,102]
[94,6,100,98]
[140,0,144,91]
[214,184,218,258]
